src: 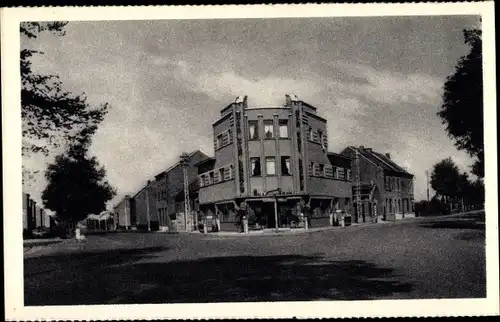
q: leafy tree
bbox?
[21,22,109,156]
[430,157,460,207]
[468,179,485,208]
[438,28,483,178]
[42,127,115,235]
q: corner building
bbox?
[198,95,353,231]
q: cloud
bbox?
[20,17,477,207]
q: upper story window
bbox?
[266,157,276,175]
[279,120,289,138]
[317,130,324,146]
[216,134,224,149]
[250,157,261,176]
[319,164,325,177]
[308,127,313,141]
[248,121,259,140]
[335,167,345,180]
[347,169,352,181]
[264,120,274,139]
[281,156,291,175]
[209,172,214,184]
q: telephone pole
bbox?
[425,170,430,201]
[180,153,191,232]
[355,148,362,223]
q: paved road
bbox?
[24,212,486,305]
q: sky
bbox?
[21,15,481,207]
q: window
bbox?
[216,134,223,149]
[250,157,261,176]
[347,169,352,181]
[279,120,289,138]
[308,127,313,141]
[309,162,314,176]
[336,167,345,180]
[264,120,274,139]
[266,157,276,175]
[227,129,233,144]
[319,164,325,177]
[281,156,291,175]
[219,168,224,182]
[248,121,259,140]
[209,172,214,184]
[317,130,324,146]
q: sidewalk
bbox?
[24,238,62,247]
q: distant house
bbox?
[340,146,415,222]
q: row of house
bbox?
[113,95,415,232]
[23,192,54,235]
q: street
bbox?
[24,211,486,305]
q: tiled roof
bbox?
[349,146,412,176]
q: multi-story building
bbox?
[23,192,52,236]
[197,95,353,231]
[340,146,415,222]
[113,195,133,229]
[113,150,209,231]
[152,150,209,231]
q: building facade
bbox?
[340,146,415,222]
[23,192,52,235]
[112,150,209,231]
[197,95,353,231]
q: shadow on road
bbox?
[25,253,413,305]
[24,246,169,278]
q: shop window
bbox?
[250,157,261,176]
[279,120,289,138]
[264,120,274,139]
[281,156,291,175]
[266,157,276,175]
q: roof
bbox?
[154,149,208,179]
[327,152,353,160]
[348,146,413,176]
[193,157,216,168]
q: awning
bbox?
[98,212,112,220]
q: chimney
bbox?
[147,180,151,185]
[365,148,372,153]
[385,153,391,159]
[359,145,364,150]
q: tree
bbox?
[42,127,115,235]
[21,22,109,157]
[430,157,460,208]
[457,172,470,211]
[438,28,483,178]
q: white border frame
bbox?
[2,3,498,320]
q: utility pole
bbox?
[355,148,362,223]
[425,170,430,201]
[180,153,191,232]
[146,181,151,232]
